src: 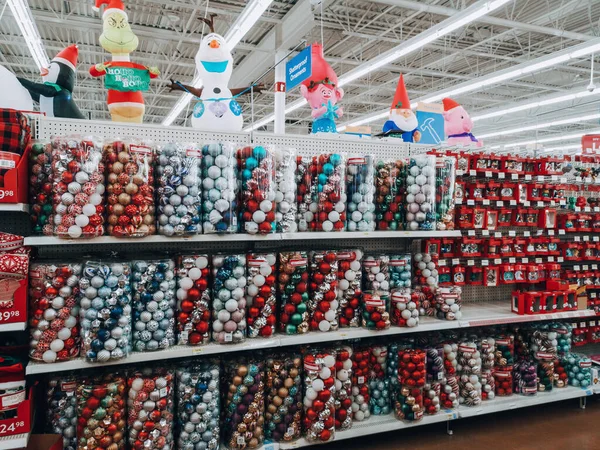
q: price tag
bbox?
[538,175,545,182]
[494,258,502,264]
[551,175,558,181]
[497,201,504,207]
[593,265,598,270]
[548,256,555,262]
[575,236,581,242]
[238,437,246,445]
[511,174,518,180]
[537,201,544,207]
[192,348,204,355]
[586,177,593,184]
[510,200,517,206]
[457,170,465,176]
[558,257,564,262]
[551,201,556,206]
[438,260,446,266]
[594,236,599,242]
[525,174,532,180]
[452,258,460,265]
[469,170,477,176]
[509,230,516,236]
[595,207,600,212]
[224,333,233,342]
[522,258,529,263]
[584,236,590,241]
[358,376,365,384]
[456,199,463,204]
[468,230,476,236]
[585,207,591,212]
[509,257,516,263]
[583,265,589,270]
[536,258,543,263]
[576,176,583,183]
[482,260,489,266]
[548,230,555,236]
[468,260,475,266]
[483,199,490,205]
[575,207,581,212]
[482,230,489,236]
[560,200,566,205]
[523,201,530,207]
[537,230,544,236]
[495,232,502,237]
[467,200,475,205]
[559,229,566,235]
[499,172,505,179]
[485,171,492,178]
[524,231,531,237]
[574,265,581,271]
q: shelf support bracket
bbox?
[446,420,453,435]
[580,396,586,410]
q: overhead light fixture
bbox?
[340,36,600,129]
[495,127,600,148]
[472,88,600,121]
[247,0,513,131]
[541,144,581,153]
[162,0,274,126]
[7,0,49,70]
[478,112,600,139]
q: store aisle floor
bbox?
[326,396,600,450]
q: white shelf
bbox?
[272,387,591,449]
[0,204,28,213]
[0,322,26,332]
[23,230,461,247]
[0,432,30,450]
[26,301,594,376]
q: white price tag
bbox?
[468,230,476,236]
[551,201,556,206]
[469,170,477,176]
[482,260,489,266]
[483,199,490,205]
[551,175,558,181]
[525,174,532,180]
[548,230,555,236]
[497,201,504,207]
[438,260,447,266]
[224,333,233,342]
[524,231,531,237]
[468,260,475,266]
[494,258,502,264]
[560,200,566,205]
[522,258,529,263]
[495,232,502,237]
[536,258,543,263]
[586,177,593,184]
[509,257,516,263]
[584,236,590,242]
[576,176,583,183]
[358,376,365,384]
[593,265,598,270]
[585,207,591,212]
[575,236,581,242]
[457,170,465,176]
[548,257,555,262]
[595,207,600,212]
[537,201,544,207]
[594,236,599,242]
[482,230,489,236]
[467,200,475,205]
[559,229,566,235]
[510,200,517,206]
[511,174,518,180]
[452,258,460,265]
[509,230,516,236]
[456,199,463,205]
[558,257,564,262]
[575,207,581,212]
[499,172,505,179]
[485,171,492,178]
[583,265,589,270]
[574,265,581,271]
[524,201,530,207]
[538,175,545,182]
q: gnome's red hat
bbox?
[301,43,338,92]
[52,45,78,72]
[93,0,127,17]
[442,97,461,111]
[391,74,411,110]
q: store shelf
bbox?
[0,204,28,213]
[0,432,30,450]
[23,230,461,247]
[0,322,27,332]
[26,301,594,376]
[272,387,591,449]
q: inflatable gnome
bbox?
[90,0,159,123]
[300,43,344,133]
[17,45,84,119]
[382,74,420,142]
[168,15,260,131]
[443,97,482,147]
[0,65,33,111]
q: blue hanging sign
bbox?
[286,45,312,90]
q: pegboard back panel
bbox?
[34,117,251,145]
[253,132,414,158]
[461,285,514,305]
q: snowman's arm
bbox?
[16,78,57,101]
[230,83,265,95]
[168,80,203,97]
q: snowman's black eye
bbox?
[108,17,116,26]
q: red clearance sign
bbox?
[582,135,600,154]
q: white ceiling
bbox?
[2,0,600,148]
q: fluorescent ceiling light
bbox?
[249,0,513,130]
[7,0,49,70]
[162,0,273,126]
[472,89,600,121]
[341,36,600,130]
[478,112,600,139]
[541,144,581,153]
[498,127,600,148]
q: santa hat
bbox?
[391,74,411,110]
[52,45,78,72]
[442,97,460,111]
[93,0,127,18]
[301,43,338,92]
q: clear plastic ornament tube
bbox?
[346,154,375,232]
[336,249,363,328]
[246,252,276,338]
[303,350,336,443]
[274,148,298,233]
[212,254,246,344]
[176,254,211,346]
[405,156,436,231]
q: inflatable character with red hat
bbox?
[17,45,84,119]
[90,0,159,123]
[382,74,421,142]
[300,43,344,133]
[442,97,482,147]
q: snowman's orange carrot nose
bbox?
[40,67,49,77]
[209,39,220,48]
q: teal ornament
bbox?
[322,163,334,175]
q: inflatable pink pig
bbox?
[300,44,344,133]
[442,98,482,147]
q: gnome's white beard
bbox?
[390,110,418,131]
